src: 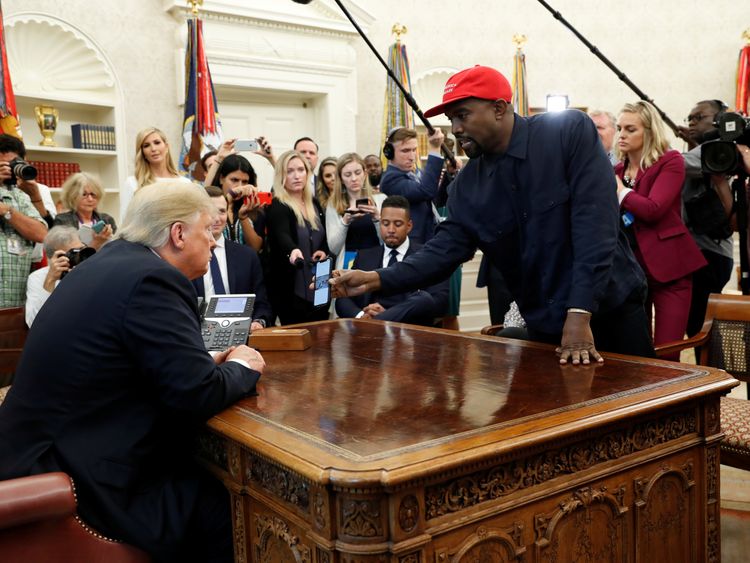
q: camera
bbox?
[701,112,750,175]
[60,247,95,279]
[3,157,38,186]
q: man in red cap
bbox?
[331,65,652,364]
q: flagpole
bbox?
[331,0,456,166]
[534,0,680,135]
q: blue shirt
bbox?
[378,110,646,334]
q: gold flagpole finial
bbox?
[743,28,750,45]
[512,34,528,50]
[392,23,408,44]
[188,0,203,17]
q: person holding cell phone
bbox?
[209,153,265,252]
[265,150,330,325]
[54,172,116,251]
[325,152,386,271]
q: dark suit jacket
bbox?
[616,150,706,283]
[335,241,449,325]
[0,239,260,558]
[380,155,443,244]
[192,238,273,326]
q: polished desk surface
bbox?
[209,320,736,486]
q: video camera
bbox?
[3,157,37,186]
[701,112,750,175]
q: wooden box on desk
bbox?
[248,328,311,351]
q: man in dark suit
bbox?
[336,195,448,325]
[0,182,265,562]
[194,186,273,329]
[379,127,445,243]
[332,65,652,365]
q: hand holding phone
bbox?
[92,220,106,234]
[235,139,259,152]
[257,191,272,206]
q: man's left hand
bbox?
[557,311,603,365]
[363,303,385,316]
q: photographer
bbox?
[679,100,736,339]
[0,135,48,307]
[25,226,90,327]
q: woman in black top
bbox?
[265,150,330,325]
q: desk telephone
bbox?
[198,294,256,351]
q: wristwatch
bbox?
[2,206,11,221]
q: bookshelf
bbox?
[5,15,126,220]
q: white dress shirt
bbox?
[202,234,230,298]
[381,237,410,268]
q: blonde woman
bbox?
[265,150,329,325]
[54,172,116,251]
[120,127,191,219]
[614,101,706,357]
[325,152,386,270]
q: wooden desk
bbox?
[199,320,736,563]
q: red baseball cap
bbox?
[423,65,513,118]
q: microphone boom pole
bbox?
[331,0,457,165]
[535,0,680,136]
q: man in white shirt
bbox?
[335,195,448,325]
[25,226,88,327]
[192,186,273,330]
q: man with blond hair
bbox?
[0,181,265,562]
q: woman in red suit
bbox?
[615,101,706,359]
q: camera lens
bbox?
[13,161,37,181]
[701,140,738,175]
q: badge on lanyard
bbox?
[7,237,27,256]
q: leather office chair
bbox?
[0,472,151,562]
[655,293,750,471]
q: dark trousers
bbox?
[686,249,733,337]
[525,287,655,359]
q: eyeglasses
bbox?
[684,113,713,124]
[81,192,99,199]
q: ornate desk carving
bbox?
[199,320,736,562]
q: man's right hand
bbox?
[227,345,266,373]
[329,269,381,298]
[427,128,445,152]
[0,160,12,184]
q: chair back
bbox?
[700,294,750,383]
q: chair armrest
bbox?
[480,324,505,336]
[654,331,710,358]
[0,473,77,529]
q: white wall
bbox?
[351,0,750,155]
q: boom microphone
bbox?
[291,0,313,4]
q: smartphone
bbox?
[312,258,332,308]
[92,220,106,234]
[235,139,259,152]
[355,198,370,207]
[257,191,273,206]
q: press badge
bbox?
[7,237,27,256]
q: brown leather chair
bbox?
[0,472,151,562]
[655,293,750,471]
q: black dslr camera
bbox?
[3,157,37,186]
[701,112,750,174]
[60,247,95,279]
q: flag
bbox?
[178,16,222,177]
[381,32,415,165]
[511,37,529,117]
[0,1,20,139]
[736,30,750,114]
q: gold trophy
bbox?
[34,105,59,147]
